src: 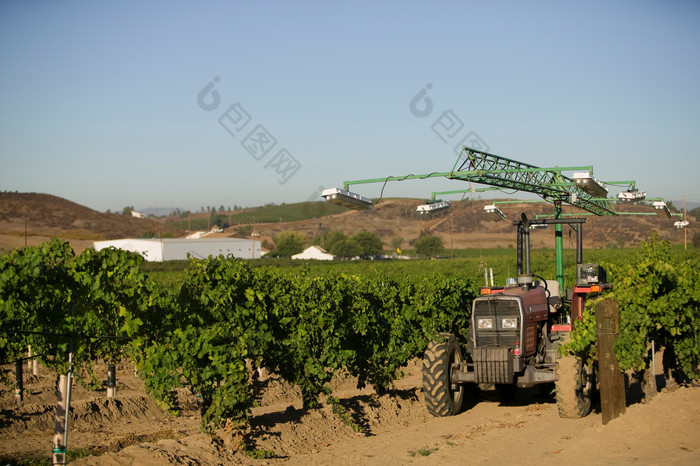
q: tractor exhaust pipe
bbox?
[517,213,533,289]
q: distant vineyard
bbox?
[167,201,348,230]
[141,247,655,294]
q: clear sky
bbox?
[1,0,699,213]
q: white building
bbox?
[94,238,261,262]
[292,245,335,260]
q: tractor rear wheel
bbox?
[422,334,464,416]
[555,337,593,418]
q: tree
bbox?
[693,233,700,249]
[315,229,346,252]
[414,235,444,258]
[330,238,362,258]
[236,225,254,237]
[690,207,700,221]
[122,206,134,216]
[352,231,383,257]
[270,231,305,257]
[390,237,403,251]
[211,214,227,229]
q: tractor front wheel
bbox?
[422,334,465,416]
[555,337,593,418]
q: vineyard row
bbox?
[1,234,699,435]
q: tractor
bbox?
[422,213,609,418]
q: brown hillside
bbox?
[238,198,693,252]
[0,192,183,253]
[0,193,692,255]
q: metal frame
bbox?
[325,145,677,290]
[342,147,617,217]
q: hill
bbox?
[229,197,694,253]
[0,192,183,253]
[0,192,695,254]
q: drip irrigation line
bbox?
[1,329,133,341]
[0,352,48,366]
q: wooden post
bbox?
[28,345,38,376]
[54,344,74,465]
[14,359,23,409]
[596,298,626,424]
[107,363,116,399]
[53,375,69,465]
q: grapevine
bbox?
[567,232,700,382]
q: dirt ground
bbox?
[1,359,699,465]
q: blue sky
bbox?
[1,0,699,213]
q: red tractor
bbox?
[423,214,609,418]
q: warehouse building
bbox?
[93,238,260,262]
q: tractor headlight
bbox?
[501,318,518,329]
[477,318,493,329]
